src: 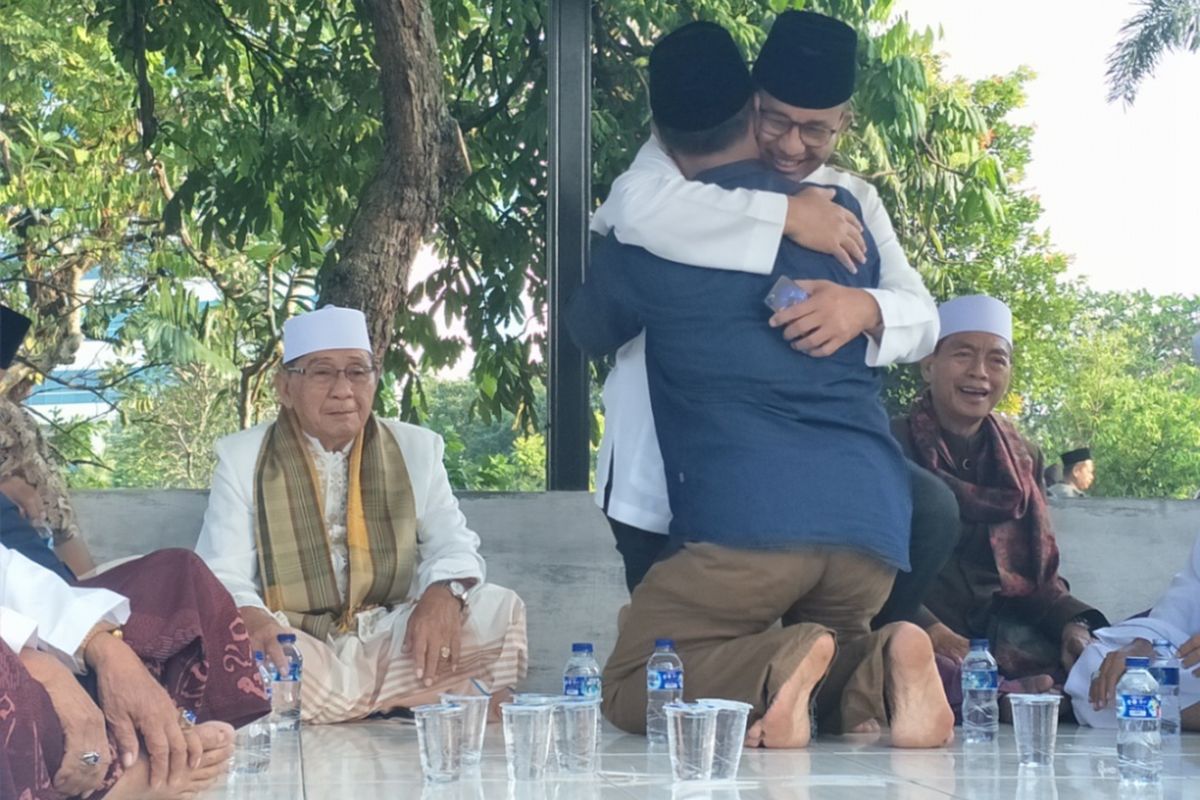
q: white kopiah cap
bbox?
[937,295,1013,347]
[282,306,372,363]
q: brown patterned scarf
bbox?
[906,391,1066,602]
[253,408,417,640]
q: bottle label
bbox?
[962,669,998,690]
[648,669,683,691]
[1117,693,1161,719]
[273,663,302,682]
[1149,666,1180,688]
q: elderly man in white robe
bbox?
[195,306,527,724]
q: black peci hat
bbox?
[752,10,858,110]
[1061,448,1092,468]
[650,21,754,132]
[0,305,32,370]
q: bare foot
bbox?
[884,623,955,749]
[998,674,1056,723]
[488,687,514,722]
[746,631,835,749]
[850,719,882,733]
[106,721,235,800]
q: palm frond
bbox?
[1106,0,1200,105]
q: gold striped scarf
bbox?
[253,409,417,640]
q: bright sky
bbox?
[897,0,1200,296]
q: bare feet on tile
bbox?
[106,721,234,800]
[850,718,882,733]
[745,631,835,749]
[884,623,955,748]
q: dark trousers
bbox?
[606,460,959,627]
[0,493,74,581]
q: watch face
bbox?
[449,580,466,598]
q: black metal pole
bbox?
[546,0,591,490]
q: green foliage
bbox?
[3,0,1198,499]
[1106,0,1200,105]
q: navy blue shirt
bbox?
[569,159,911,570]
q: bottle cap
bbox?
[277,633,298,644]
[969,639,990,649]
[253,650,265,660]
[1125,657,1150,668]
[572,642,594,653]
[655,638,675,649]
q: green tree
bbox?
[1106,0,1200,105]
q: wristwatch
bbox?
[443,579,470,609]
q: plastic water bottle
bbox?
[1149,640,1181,738]
[1117,656,1161,784]
[563,642,602,698]
[233,652,274,772]
[645,639,683,745]
[270,633,303,731]
[961,639,999,744]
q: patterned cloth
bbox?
[0,549,269,800]
[0,398,79,546]
[253,409,417,640]
[905,391,1066,604]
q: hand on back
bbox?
[783,187,866,273]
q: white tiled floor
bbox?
[204,722,1200,799]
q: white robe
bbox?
[1066,532,1200,727]
[194,418,527,723]
[0,543,128,672]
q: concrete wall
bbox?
[72,490,1199,693]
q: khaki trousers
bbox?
[601,542,895,734]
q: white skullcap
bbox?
[937,295,1013,347]
[282,306,372,363]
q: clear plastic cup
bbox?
[697,698,752,779]
[1009,694,1062,767]
[440,693,490,767]
[413,703,465,783]
[553,696,601,774]
[665,702,718,781]
[501,702,555,781]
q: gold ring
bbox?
[439,645,451,660]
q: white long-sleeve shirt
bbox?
[0,543,129,672]
[589,137,938,533]
[1066,533,1200,728]
[194,418,485,615]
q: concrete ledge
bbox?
[72,490,1198,692]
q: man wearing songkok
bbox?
[588,10,958,633]
[892,295,1110,710]
[1047,447,1094,499]
[195,306,527,724]
[0,304,95,579]
[0,542,270,800]
[569,21,953,749]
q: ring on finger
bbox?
[439,645,451,660]
[178,708,197,729]
[80,751,103,767]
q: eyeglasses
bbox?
[285,364,377,388]
[757,111,842,147]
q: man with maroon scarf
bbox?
[891,295,1109,697]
